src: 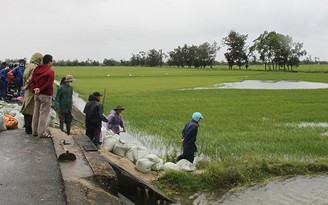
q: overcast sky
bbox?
[1,0,327,62]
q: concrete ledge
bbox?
[74,135,119,196]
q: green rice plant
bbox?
[53,65,328,194]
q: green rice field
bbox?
[53,65,328,193]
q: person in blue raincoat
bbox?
[13,59,26,95]
[0,62,8,100]
[177,112,204,163]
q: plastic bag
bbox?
[4,114,18,129]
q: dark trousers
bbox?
[86,126,101,145]
[24,114,33,134]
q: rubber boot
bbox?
[66,123,71,135]
[60,122,64,132]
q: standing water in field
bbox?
[70,81,328,205]
[181,80,328,90]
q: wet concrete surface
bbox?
[0,126,126,205]
[0,129,66,205]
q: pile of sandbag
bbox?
[0,100,57,131]
[102,128,196,174]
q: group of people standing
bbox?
[20,53,55,138]
[0,59,26,101]
[3,53,203,164]
[83,92,126,147]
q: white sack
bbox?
[0,114,7,131]
[176,159,196,172]
[136,158,155,174]
[152,158,164,171]
[14,113,25,129]
[112,140,131,157]
[103,135,120,152]
[133,146,149,162]
[143,154,160,164]
[163,162,180,171]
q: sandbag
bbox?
[14,113,25,129]
[46,108,57,127]
[143,154,160,164]
[112,139,131,157]
[136,158,155,174]
[152,158,164,171]
[163,162,180,171]
[103,134,120,152]
[133,146,149,162]
[0,113,7,131]
[176,159,196,172]
[125,144,139,163]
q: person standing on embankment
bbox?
[30,54,55,138]
[106,105,126,134]
[177,112,204,163]
[20,52,43,134]
[54,75,74,135]
[83,92,108,146]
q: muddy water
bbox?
[218,175,328,205]
[70,81,328,205]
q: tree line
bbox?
[2,30,326,69]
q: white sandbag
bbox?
[46,108,57,127]
[163,162,180,171]
[2,104,12,114]
[103,135,120,152]
[125,144,139,163]
[176,159,196,172]
[112,140,131,157]
[136,158,155,174]
[133,146,149,161]
[9,110,20,117]
[125,149,135,162]
[152,158,164,171]
[0,113,7,131]
[143,154,160,164]
[11,105,22,112]
[14,113,25,129]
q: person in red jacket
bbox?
[30,54,55,138]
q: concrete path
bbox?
[0,129,66,205]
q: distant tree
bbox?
[250,31,307,70]
[222,30,248,69]
[196,42,219,68]
[103,58,118,66]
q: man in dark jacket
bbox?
[177,112,204,163]
[54,75,74,135]
[83,92,108,146]
[30,54,55,138]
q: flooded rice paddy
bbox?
[72,80,328,205]
[182,80,328,90]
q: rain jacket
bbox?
[83,95,108,129]
[21,52,43,115]
[106,110,125,134]
[13,64,25,88]
[54,83,73,113]
[181,120,199,157]
[30,63,54,96]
